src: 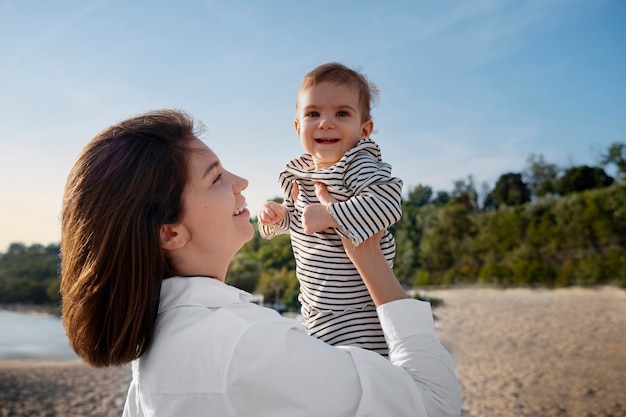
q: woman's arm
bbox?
[229,302,461,417]
[315,181,405,305]
[314,182,462,415]
[342,228,408,306]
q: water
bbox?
[0,309,78,360]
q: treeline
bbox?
[0,243,61,306]
[390,143,626,287]
[230,142,626,307]
[402,185,626,288]
[1,143,625,308]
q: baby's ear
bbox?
[294,118,301,137]
[360,119,374,138]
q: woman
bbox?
[60,109,461,416]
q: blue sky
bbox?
[0,0,624,252]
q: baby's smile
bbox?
[315,138,339,144]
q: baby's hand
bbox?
[258,201,286,225]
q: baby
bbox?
[258,62,403,356]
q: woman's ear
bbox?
[160,224,188,250]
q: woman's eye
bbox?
[213,173,223,184]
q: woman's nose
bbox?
[234,174,249,192]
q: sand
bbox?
[0,360,130,417]
[422,286,626,417]
[1,286,625,417]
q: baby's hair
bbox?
[297,62,380,122]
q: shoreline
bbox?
[0,303,61,316]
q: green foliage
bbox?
[507,244,556,286]
[450,175,478,210]
[0,243,61,305]
[392,192,436,285]
[490,172,531,208]
[412,270,431,287]
[255,267,299,311]
[406,184,433,207]
[524,154,559,198]
[478,263,513,285]
[409,183,626,287]
[557,165,614,195]
[254,234,295,272]
[412,292,443,308]
[226,253,262,293]
[601,142,626,182]
[432,190,451,206]
[604,245,626,284]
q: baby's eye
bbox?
[306,111,320,117]
[337,110,350,117]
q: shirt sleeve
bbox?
[226,299,462,417]
[258,214,290,239]
[258,171,297,240]
[327,152,403,246]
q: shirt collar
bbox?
[158,276,252,314]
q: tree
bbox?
[432,190,450,206]
[601,142,626,182]
[0,243,61,304]
[524,154,559,198]
[489,173,531,208]
[450,175,478,210]
[226,253,262,293]
[419,202,476,283]
[406,184,433,207]
[6,242,27,255]
[255,234,295,271]
[392,186,436,283]
[557,165,614,195]
[255,267,299,312]
[479,181,494,211]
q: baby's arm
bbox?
[259,175,302,239]
[258,201,291,239]
[329,156,403,246]
[258,201,287,226]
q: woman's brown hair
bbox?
[61,109,198,367]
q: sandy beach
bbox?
[423,286,626,417]
[0,360,130,417]
[1,286,625,416]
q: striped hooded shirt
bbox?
[259,139,403,353]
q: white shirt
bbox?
[122,277,461,417]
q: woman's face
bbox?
[175,138,253,277]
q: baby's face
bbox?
[295,81,373,170]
